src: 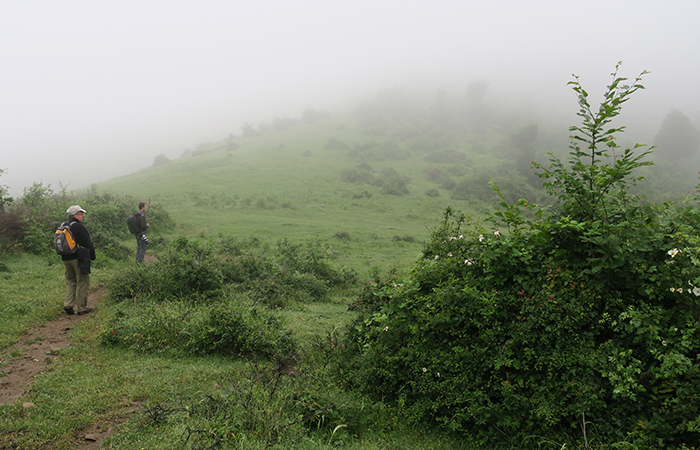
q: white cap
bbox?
[66,205,86,216]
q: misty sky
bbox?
[2,0,699,197]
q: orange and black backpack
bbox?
[54,221,79,255]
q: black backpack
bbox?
[127,213,141,234]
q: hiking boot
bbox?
[64,306,74,315]
[77,308,93,315]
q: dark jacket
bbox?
[135,210,148,236]
[61,218,96,265]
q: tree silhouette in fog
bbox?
[654,108,700,161]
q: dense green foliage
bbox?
[339,65,700,448]
[103,235,357,359]
[0,186,174,259]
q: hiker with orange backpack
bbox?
[59,205,96,315]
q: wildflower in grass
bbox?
[383,326,389,331]
[671,288,676,292]
[678,288,684,293]
[668,248,681,257]
[494,230,500,237]
[448,252,453,257]
[694,287,700,296]
[465,259,473,265]
[662,341,667,346]
[422,367,427,373]
[479,235,484,242]
[435,255,439,260]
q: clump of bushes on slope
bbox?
[337,66,700,448]
[340,164,411,196]
[102,298,295,360]
[108,235,357,306]
[103,235,358,358]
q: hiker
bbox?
[62,205,96,315]
[133,202,149,264]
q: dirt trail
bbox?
[0,288,122,448]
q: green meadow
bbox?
[97,114,500,273]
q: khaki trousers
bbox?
[63,259,90,313]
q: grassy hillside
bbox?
[6,78,699,448]
[97,113,517,274]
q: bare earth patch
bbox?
[0,288,127,448]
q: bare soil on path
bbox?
[0,288,124,448]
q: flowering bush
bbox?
[339,65,700,448]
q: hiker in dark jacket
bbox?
[62,205,96,315]
[134,202,149,264]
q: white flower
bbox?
[459,234,464,239]
[694,287,700,297]
[422,367,427,373]
[448,253,453,257]
[671,288,676,292]
[465,259,473,266]
[668,248,680,258]
[383,326,389,332]
[494,230,500,237]
[435,255,439,260]
[479,235,484,242]
[662,341,667,346]
[437,372,440,377]
[678,288,684,293]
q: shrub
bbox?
[109,237,226,302]
[102,298,296,360]
[109,235,358,306]
[333,231,351,240]
[276,238,357,289]
[339,65,700,447]
[324,137,350,151]
[374,168,411,196]
[426,168,444,182]
[340,167,375,185]
[152,154,171,166]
